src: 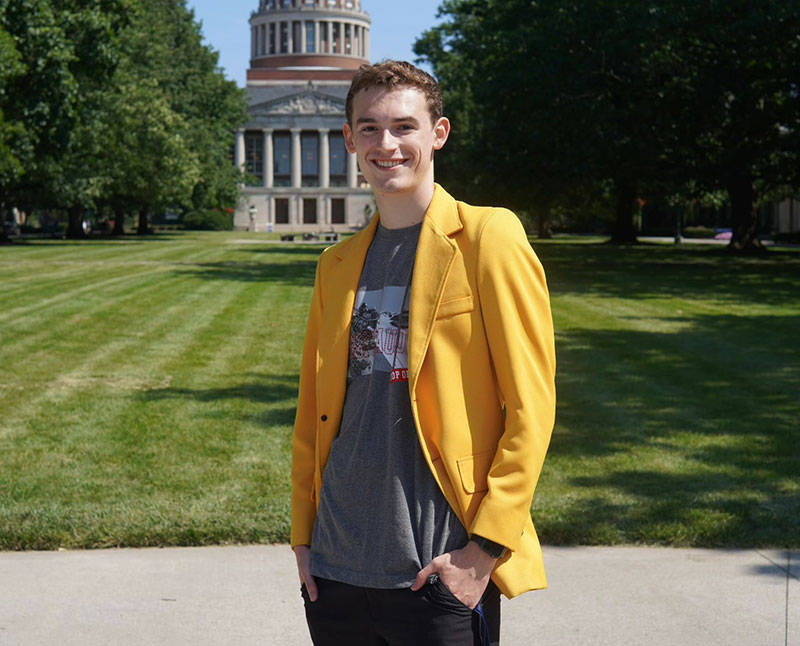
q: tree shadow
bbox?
[534,242,800,306]
[170,259,317,285]
[10,234,185,246]
[139,372,299,427]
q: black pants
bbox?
[302,577,501,646]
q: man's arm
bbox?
[290,256,326,599]
[468,208,556,549]
[413,209,556,603]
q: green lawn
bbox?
[0,232,798,549]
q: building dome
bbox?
[248,0,371,82]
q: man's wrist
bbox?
[469,534,507,559]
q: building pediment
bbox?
[251,90,346,117]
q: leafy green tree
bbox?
[417,0,800,250]
[0,0,129,236]
[97,80,200,234]
[108,0,246,231]
[656,0,800,250]
[416,0,677,243]
[0,24,25,240]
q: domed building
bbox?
[233,0,373,232]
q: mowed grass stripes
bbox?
[1,233,318,549]
[1,233,798,549]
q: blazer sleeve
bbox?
[469,209,556,551]
[290,253,325,547]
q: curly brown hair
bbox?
[345,60,443,126]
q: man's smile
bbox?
[373,159,407,169]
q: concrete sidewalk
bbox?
[1,545,796,645]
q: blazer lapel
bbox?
[408,185,463,393]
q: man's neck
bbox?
[374,182,435,230]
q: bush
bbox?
[774,231,800,244]
[682,226,716,239]
[183,210,233,231]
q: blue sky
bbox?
[185,1,443,86]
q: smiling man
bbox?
[290,61,556,646]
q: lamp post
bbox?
[248,204,257,232]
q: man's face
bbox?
[343,86,450,198]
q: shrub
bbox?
[183,210,233,231]
[682,226,716,239]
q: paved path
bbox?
[1,545,797,645]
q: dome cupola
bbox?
[248,0,371,82]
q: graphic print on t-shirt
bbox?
[348,285,410,384]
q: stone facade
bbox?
[234,0,373,233]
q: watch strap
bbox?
[469,534,507,559]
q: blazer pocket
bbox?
[436,294,474,319]
[456,450,495,494]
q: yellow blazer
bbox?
[291,184,556,599]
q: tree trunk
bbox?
[65,205,85,238]
[726,170,765,252]
[112,207,125,236]
[610,182,638,244]
[137,208,150,235]
[0,198,10,244]
[536,213,552,239]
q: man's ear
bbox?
[432,117,451,151]
[343,122,356,154]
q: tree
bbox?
[416,0,680,243]
[657,0,800,251]
[108,0,246,231]
[416,0,800,250]
[0,0,246,237]
[0,0,129,236]
[0,24,25,241]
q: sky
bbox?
[185,1,442,87]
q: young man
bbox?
[291,61,556,646]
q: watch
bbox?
[469,534,507,559]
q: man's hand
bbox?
[294,545,318,602]
[410,540,497,609]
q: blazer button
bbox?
[321,415,328,422]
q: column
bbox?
[320,196,329,226]
[263,129,274,188]
[347,149,357,188]
[275,21,281,53]
[364,28,369,59]
[319,128,330,189]
[235,130,246,173]
[251,27,256,58]
[314,20,320,53]
[300,20,307,53]
[291,128,302,188]
[287,20,293,53]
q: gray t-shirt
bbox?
[310,221,468,589]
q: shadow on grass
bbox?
[10,233,186,246]
[139,372,299,428]
[535,242,800,305]
[171,259,318,285]
[543,312,800,547]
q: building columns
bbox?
[347,148,358,188]
[235,130,246,174]
[263,129,274,188]
[319,128,330,189]
[291,128,302,189]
